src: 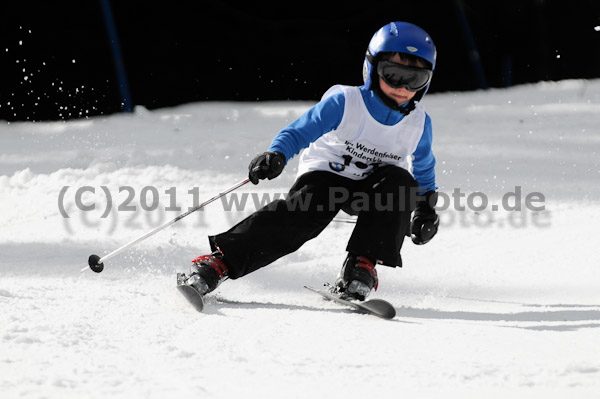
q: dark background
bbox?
[1,0,599,121]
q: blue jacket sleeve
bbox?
[411,114,437,193]
[268,91,345,161]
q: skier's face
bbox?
[378,53,420,106]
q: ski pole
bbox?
[84,178,251,273]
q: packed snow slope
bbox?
[1,80,600,398]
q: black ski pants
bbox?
[209,165,419,279]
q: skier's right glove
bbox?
[248,151,286,185]
[411,191,439,245]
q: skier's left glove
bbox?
[411,191,439,245]
[248,151,286,184]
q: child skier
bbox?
[184,21,440,301]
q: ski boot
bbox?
[334,253,379,301]
[184,251,229,295]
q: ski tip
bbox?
[359,299,396,319]
[177,282,205,312]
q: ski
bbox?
[177,275,395,319]
[177,273,205,312]
[304,285,396,320]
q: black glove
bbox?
[248,151,286,185]
[411,191,439,245]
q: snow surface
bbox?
[1,80,600,398]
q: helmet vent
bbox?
[406,46,418,52]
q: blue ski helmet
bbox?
[363,22,436,102]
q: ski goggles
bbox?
[376,61,432,92]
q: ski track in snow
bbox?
[1,80,600,398]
